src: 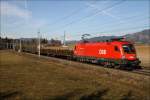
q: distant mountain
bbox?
[124,29,150,44]
[77,29,150,44]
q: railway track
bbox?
[16,50,150,77]
[132,69,150,76]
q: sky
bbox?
[0,0,150,40]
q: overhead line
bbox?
[54,25,149,40]
[77,16,149,33]
[45,1,99,30]
[51,0,125,32]
[76,13,149,30]
[57,16,149,38]
[74,25,149,37]
[43,1,98,30]
[63,25,148,37]
[92,25,149,34]
[47,7,85,26]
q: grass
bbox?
[135,45,150,69]
[0,50,150,100]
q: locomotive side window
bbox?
[74,46,76,50]
[114,46,119,52]
[122,44,135,53]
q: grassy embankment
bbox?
[135,45,150,69]
[0,50,150,100]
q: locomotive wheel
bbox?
[133,65,142,69]
[103,62,115,68]
[114,65,121,69]
[110,63,115,68]
[104,62,113,68]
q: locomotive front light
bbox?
[129,56,134,59]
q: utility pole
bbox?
[38,30,41,57]
[7,42,8,49]
[13,39,15,51]
[63,31,66,46]
[19,38,22,52]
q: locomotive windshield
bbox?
[122,44,135,53]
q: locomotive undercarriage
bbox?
[74,56,141,69]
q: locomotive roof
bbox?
[76,40,132,45]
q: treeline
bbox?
[0,37,62,45]
[0,37,62,50]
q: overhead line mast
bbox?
[19,38,22,53]
[63,31,66,46]
[38,30,41,57]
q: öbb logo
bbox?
[99,49,107,55]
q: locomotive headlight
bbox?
[129,56,134,58]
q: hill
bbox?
[66,29,150,44]
[124,29,150,44]
[82,29,150,44]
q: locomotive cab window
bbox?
[122,44,135,53]
[74,46,76,50]
[114,46,120,52]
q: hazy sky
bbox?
[0,0,149,40]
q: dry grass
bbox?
[135,45,150,69]
[0,50,150,100]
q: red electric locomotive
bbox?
[74,38,141,67]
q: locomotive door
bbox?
[79,44,85,56]
[113,45,122,59]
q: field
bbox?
[0,50,150,100]
[135,45,150,69]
